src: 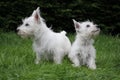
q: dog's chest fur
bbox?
[76,38,94,60]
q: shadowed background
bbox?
[0,0,120,35]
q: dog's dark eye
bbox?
[25,23,29,26]
[86,25,90,28]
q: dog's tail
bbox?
[60,31,67,35]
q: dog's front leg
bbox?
[71,56,80,67]
[35,50,43,64]
[87,56,96,69]
[86,48,96,69]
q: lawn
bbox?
[0,32,120,80]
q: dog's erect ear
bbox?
[36,7,40,13]
[35,7,41,23]
[31,10,36,16]
[32,7,41,23]
[72,19,80,31]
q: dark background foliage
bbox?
[0,0,120,35]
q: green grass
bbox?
[0,32,120,80]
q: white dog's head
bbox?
[17,7,43,38]
[73,19,100,38]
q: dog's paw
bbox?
[35,60,39,64]
[72,64,80,67]
[88,65,96,70]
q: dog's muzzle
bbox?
[92,28,100,33]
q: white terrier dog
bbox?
[68,19,100,69]
[17,7,71,64]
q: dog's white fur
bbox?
[68,19,100,69]
[17,7,71,64]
